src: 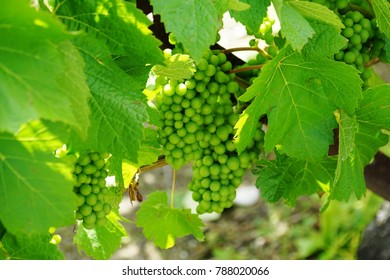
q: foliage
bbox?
[0,0,389,259]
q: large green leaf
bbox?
[152,54,195,81]
[277,2,315,51]
[55,0,163,72]
[150,0,220,62]
[289,1,344,30]
[136,192,204,249]
[2,232,64,260]
[254,153,336,206]
[70,35,152,164]
[0,122,75,234]
[74,211,127,260]
[358,85,390,129]
[332,111,364,201]
[0,1,90,134]
[331,85,390,201]
[371,0,390,38]
[229,0,271,33]
[302,21,347,57]
[235,48,362,161]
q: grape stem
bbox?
[364,57,380,68]
[223,47,272,60]
[139,156,167,173]
[138,158,176,208]
[171,169,176,208]
[234,76,251,89]
[348,3,374,17]
[229,65,263,74]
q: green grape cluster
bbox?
[189,111,264,214]
[305,0,386,84]
[247,15,280,59]
[155,78,205,169]
[72,152,112,230]
[155,47,240,170]
[248,16,276,46]
[335,10,385,83]
[156,38,265,214]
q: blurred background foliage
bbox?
[58,164,384,260]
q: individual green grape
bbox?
[344,51,356,64]
[79,184,92,196]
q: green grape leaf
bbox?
[2,233,64,260]
[137,128,161,167]
[302,21,347,57]
[332,85,390,201]
[0,222,5,240]
[112,55,150,91]
[228,0,251,11]
[55,0,163,70]
[331,121,388,202]
[254,153,336,206]
[70,35,151,164]
[229,0,271,33]
[119,128,160,189]
[289,1,344,30]
[106,155,126,188]
[234,95,264,153]
[235,48,362,161]
[74,211,127,260]
[358,85,390,129]
[106,126,160,189]
[0,1,90,135]
[106,186,125,213]
[332,111,364,201]
[0,248,6,260]
[150,0,220,62]
[214,0,230,19]
[278,3,315,51]
[371,0,390,38]
[136,192,205,249]
[0,123,75,234]
[152,54,196,81]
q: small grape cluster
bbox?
[305,0,386,84]
[335,10,385,83]
[72,152,112,230]
[247,15,280,59]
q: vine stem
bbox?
[171,169,176,208]
[234,76,251,89]
[223,46,273,60]
[364,57,380,68]
[229,65,263,74]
